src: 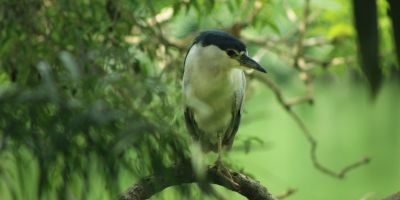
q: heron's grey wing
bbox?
[184,106,201,141]
[222,72,246,149]
[185,107,217,152]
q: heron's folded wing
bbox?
[222,72,246,148]
[184,106,201,141]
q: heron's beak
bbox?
[239,54,267,73]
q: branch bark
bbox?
[382,192,400,200]
[118,163,277,200]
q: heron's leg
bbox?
[212,135,239,188]
[216,135,223,164]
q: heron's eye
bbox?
[226,49,237,57]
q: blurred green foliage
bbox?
[0,0,398,199]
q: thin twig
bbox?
[250,72,370,179]
[285,95,313,106]
[293,0,311,70]
[276,188,297,199]
[240,0,369,179]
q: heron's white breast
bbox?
[183,44,244,136]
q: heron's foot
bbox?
[211,159,239,188]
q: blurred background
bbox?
[0,0,399,199]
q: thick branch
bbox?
[382,192,400,200]
[118,164,277,200]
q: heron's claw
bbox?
[211,159,239,188]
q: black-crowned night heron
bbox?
[182,30,266,183]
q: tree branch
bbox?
[276,188,297,199]
[382,192,400,200]
[249,72,370,179]
[118,163,277,200]
[242,0,369,179]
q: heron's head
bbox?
[186,30,267,73]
